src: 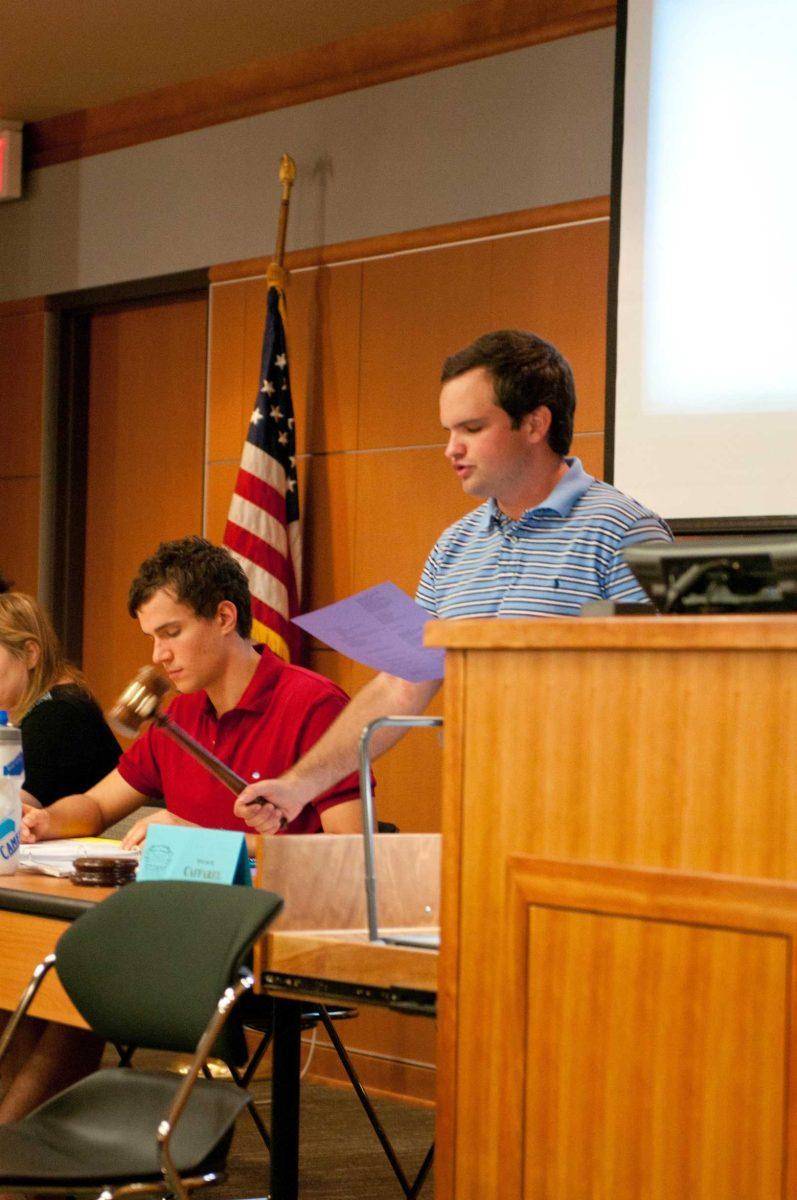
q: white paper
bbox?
[17,839,139,877]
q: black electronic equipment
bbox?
[623,535,797,614]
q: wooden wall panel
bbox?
[82,294,207,710]
[288,264,362,455]
[0,478,41,595]
[206,280,248,464]
[358,242,493,450]
[305,647,354,697]
[217,267,365,461]
[571,430,604,478]
[0,309,46,593]
[302,451,358,616]
[352,447,472,597]
[204,460,239,547]
[306,1006,437,1105]
[0,312,45,476]
[208,277,262,463]
[490,221,610,435]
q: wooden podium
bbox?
[426,615,797,1200]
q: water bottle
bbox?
[0,715,23,874]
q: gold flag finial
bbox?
[279,153,297,192]
[274,153,297,271]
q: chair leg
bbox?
[407,1140,435,1199]
[228,1061,272,1151]
[318,1005,422,1196]
[239,1026,274,1088]
[114,1043,135,1067]
[244,1096,273,1151]
[235,1003,433,1196]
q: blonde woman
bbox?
[0,592,120,807]
[0,592,120,1121]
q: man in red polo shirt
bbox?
[22,537,362,847]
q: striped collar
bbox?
[477,457,594,531]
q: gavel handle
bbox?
[153,713,247,795]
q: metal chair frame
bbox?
[0,955,257,1200]
[0,882,283,1200]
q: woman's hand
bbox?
[20,804,51,843]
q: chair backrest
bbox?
[55,880,283,1066]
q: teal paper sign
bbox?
[137,824,251,887]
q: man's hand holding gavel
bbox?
[234,775,311,834]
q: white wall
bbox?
[0,28,615,302]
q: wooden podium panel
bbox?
[426,616,797,1200]
[505,860,794,1200]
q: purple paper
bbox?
[293,582,445,682]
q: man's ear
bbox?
[521,405,553,445]
[216,600,239,634]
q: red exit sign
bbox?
[0,122,22,201]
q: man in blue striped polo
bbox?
[416,330,671,620]
[235,330,671,834]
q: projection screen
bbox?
[607,0,797,528]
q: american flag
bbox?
[223,282,302,661]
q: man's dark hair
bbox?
[128,536,252,638]
[441,329,576,455]
[0,571,11,593]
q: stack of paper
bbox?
[17,839,139,878]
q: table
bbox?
[0,872,112,1025]
[0,832,440,1200]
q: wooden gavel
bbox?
[108,666,247,795]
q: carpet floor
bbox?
[214,1075,435,1199]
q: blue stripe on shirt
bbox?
[415,458,671,619]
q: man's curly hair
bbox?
[128,536,252,638]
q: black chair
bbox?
[0,880,283,1200]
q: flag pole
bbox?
[267,153,296,291]
[223,151,302,663]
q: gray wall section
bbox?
[0,28,615,302]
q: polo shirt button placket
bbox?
[501,525,520,583]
